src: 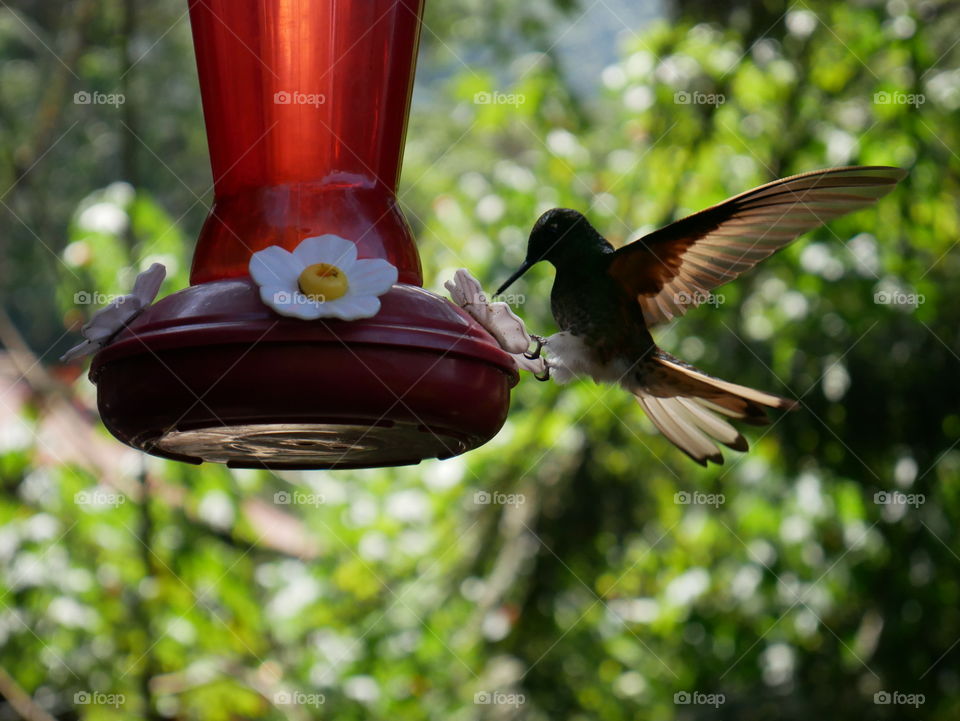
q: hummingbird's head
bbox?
[496,208,592,295]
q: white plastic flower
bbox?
[60,263,166,362]
[444,268,546,375]
[250,235,397,320]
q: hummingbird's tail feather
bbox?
[634,394,731,465]
[629,351,797,465]
[649,351,797,418]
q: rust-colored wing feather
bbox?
[607,166,906,325]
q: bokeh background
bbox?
[1,0,959,719]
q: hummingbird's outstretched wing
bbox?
[607,166,906,326]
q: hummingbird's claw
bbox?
[524,334,546,360]
[534,363,551,382]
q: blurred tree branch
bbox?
[0,666,57,721]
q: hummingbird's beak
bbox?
[496,261,533,296]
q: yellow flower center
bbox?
[298,263,348,302]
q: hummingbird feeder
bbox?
[88,0,518,469]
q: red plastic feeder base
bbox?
[89,280,518,469]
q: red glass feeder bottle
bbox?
[89,0,517,469]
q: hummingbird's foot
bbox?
[524,334,546,360]
[534,363,551,382]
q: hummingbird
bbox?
[497,166,906,465]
